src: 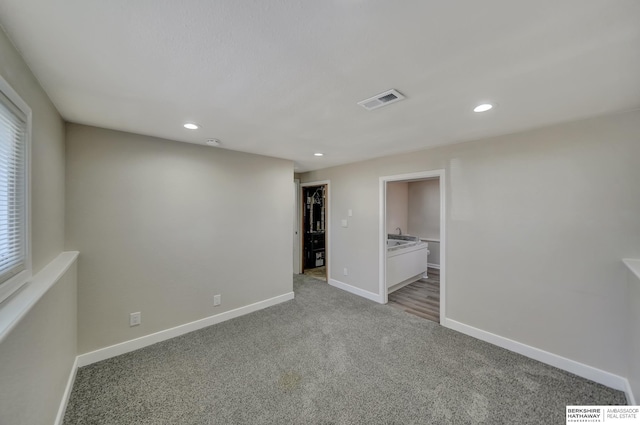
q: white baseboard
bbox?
[329,279,383,304]
[77,292,295,367]
[443,318,633,402]
[54,356,78,425]
[427,263,440,270]
[624,379,637,405]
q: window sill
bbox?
[623,259,640,282]
[0,270,31,305]
[0,251,78,344]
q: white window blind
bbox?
[0,90,27,286]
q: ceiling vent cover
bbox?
[357,89,405,111]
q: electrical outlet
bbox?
[129,312,141,327]
[213,294,221,306]
[341,219,348,228]
[343,268,348,276]
[348,209,353,217]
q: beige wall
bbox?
[65,124,293,353]
[0,29,65,273]
[407,179,440,240]
[0,264,77,425]
[628,267,640,402]
[386,182,408,235]
[0,27,73,425]
[301,110,640,377]
[408,179,441,267]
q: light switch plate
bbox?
[341,219,348,228]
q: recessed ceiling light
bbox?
[206,139,221,147]
[183,123,199,130]
[473,103,493,113]
[314,153,324,157]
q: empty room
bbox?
[0,1,639,424]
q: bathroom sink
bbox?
[387,234,419,243]
[387,240,411,247]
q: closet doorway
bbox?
[301,181,330,282]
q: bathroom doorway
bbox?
[379,170,445,324]
[301,181,330,282]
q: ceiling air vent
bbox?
[357,89,406,111]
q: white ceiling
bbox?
[0,1,639,172]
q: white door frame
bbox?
[293,179,301,274]
[379,170,446,324]
[301,180,331,281]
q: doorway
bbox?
[379,170,445,324]
[301,181,330,282]
[293,179,301,274]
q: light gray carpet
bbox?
[63,274,626,424]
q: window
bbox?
[0,76,30,305]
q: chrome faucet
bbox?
[396,227,402,235]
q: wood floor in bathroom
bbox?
[303,266,327,281]
[388,268,440,323]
